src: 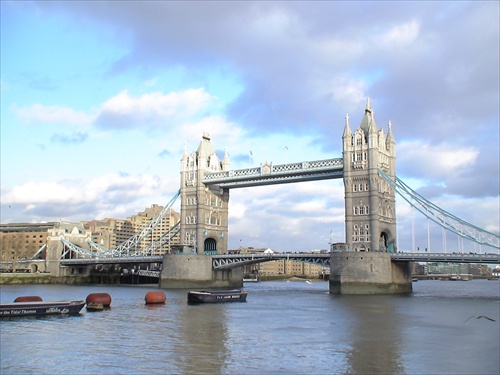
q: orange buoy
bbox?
[145,291,166,305]
[86,293,112,307]
[14,296,43,302]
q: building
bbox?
[83,218,135,249]
[230,247,329,279]
[342,100,397,252]
[0,222,57,263]
[1,204,181,266]
[127,205,181,255]
[180,133,230,254]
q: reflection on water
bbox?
[175,304,229,374]
[342,296,406,375]
[0,280,499,374]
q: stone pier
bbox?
[159,254,243,289]
[329,252,412,294]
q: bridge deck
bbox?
[202,158,343,188]
[15,251,497,269]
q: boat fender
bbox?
[86,293,112,307]
[14,296,43,302]
[145,291,166,304]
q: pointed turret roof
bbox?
[196,132,215,159]
[386,120,395,145]
[359,98,377,136]
[223,146,230,170]
[342,113,352,138]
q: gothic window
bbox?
[357,137,362,146]
[365,183,369,191]
[353,184,357,192]
[210,214,219,226]
[186,214,197,224]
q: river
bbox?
[1,279,499,375]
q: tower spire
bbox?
[343,113,352,139]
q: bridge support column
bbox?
[159,254,243,289]
[329,252,412,294]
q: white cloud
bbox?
[1,173,178,219]
[96,88,214,129]
[100,89,211,118]
[13,103,94,126]
[12,88,216,132]
[4,180,83,204]
[398,141,478,179]
[380,20,420,47]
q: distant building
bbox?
[1,205,181,263]
[127,205,181,255]
[230,247,329,279]
[83,218,135,249]
[0,222,57,262]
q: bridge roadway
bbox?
[57,252,500,269]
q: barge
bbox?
[188,290,248,304]
[0,300,86,318]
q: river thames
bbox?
[1,279,499,375]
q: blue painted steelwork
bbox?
[211,252,500,270]
[378,169,500,250]
[202,158,343,188]
[51,252,499,274]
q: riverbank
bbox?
[0,272,90,285]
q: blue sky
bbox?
[1,1,499,252]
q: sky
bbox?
[1,1,499,253]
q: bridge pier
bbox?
[329,252,412,294]
[159,254,243,289]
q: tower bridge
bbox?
[12,101,499,294]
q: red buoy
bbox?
[14,296,43,302]
[86,293,112,307]
[145,291,166,304]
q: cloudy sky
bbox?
[1,1,499,253]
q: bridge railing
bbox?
[202,158,343,185]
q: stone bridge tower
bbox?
[342,100,397,252]
[179,133,230,254]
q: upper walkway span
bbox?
[202,158,343,188]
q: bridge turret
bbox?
[179,133,230,255]
[342,101,397,253]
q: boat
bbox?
[0,300,86,318]
[187,290,248,304]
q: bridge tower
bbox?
[331,100,411,294]
[179,132,230,254]
[342,99,397,253]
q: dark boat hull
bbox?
[188,290,248,304]
[0,301,86,318]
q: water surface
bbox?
[1,280,498,374]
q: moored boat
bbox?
[0,300,85,318]
[187,290,248,304]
